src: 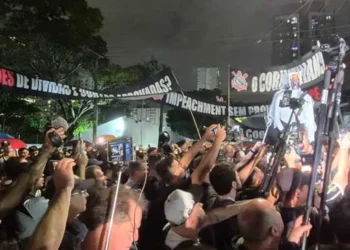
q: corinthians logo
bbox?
[231,71,249,92]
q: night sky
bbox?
[87,0,350,91]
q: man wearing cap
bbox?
[164,189,250,250]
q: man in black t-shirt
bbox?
[200,162,239,250]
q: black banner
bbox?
[158,92,270,117]
[240,126,266,141]
[115,68,178,99]
[229,49,325,104]
[0,67,177,100]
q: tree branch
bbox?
[58,63,82,82]
[29,63,43,77]
[68,102,93,129]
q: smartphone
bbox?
[301,155,313,172]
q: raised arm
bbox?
[237,143,266,185]
[28,158,75,250]
[191,125,226,184]
[199,200,250,230]
[179,125,216,168]
[0,128,65,219]
[332,134,350,190]
[29,128,66,178]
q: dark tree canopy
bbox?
[1,0,104,49]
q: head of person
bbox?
[290,73,300,90]
[1,141,12,155]
[147,147,158,157]
[81,185,148,249]
[28,146,39,159]
[244,167,265,189]
[209,162,238,199]
[238,199,284,250]
[85,165,107,187]
[45,178,94,221]
[164,190,205,235]
[128,161,147,184]
[18,148,29,160]
[147,153,162,177]
[329,197,350,244]
[223,144,238,159]
[277,168,310,207]
[4,157,31,185]
[156,154,185,185]
[177,140,190,153]
[4,157,43,194]
[136,150,146,161]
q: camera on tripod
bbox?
[289,97,304,110]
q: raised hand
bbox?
[215,125,227,143]
[288,216,312,245]
[53,158,75,191]
[44,128,66,149]
[203,124,218,140]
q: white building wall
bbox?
[76,116,185,147]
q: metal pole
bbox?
[227,65,231,126]
[158,102,164,148]
[302,37,348,250]
[315,65,345,250]
[104,169,122,250]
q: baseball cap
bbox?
[164,189,195,225]
[88,158,103,166]
[45,178,95,200]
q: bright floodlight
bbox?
[97,137,105,144]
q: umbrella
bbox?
[0,138,26,149]
[95,135,117,144]
[0,133,14,139]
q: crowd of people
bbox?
[0,120,349,250]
